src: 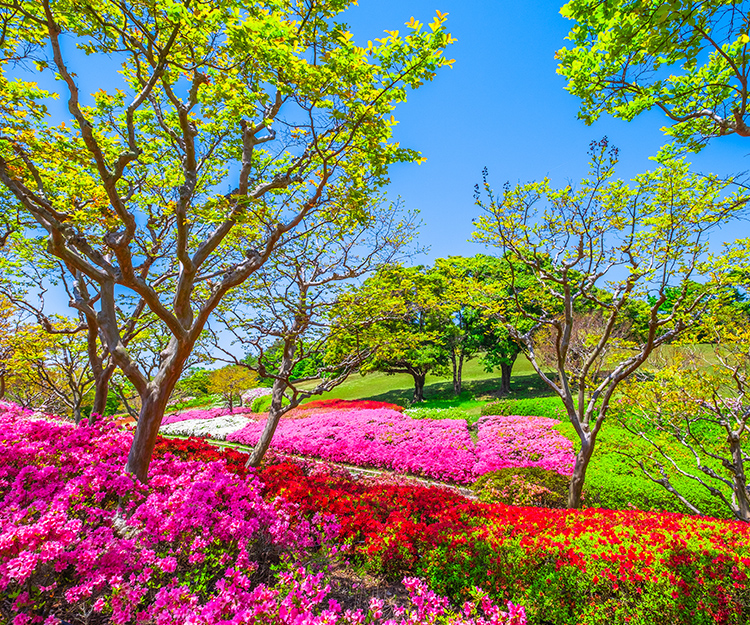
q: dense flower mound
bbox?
[474,415,575,476]
[229,408,477,483]
[0,407,525,625]
[157,435,750,625]
[252,456,750,625]
[226,408,576,483]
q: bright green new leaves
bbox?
[475,139,749,309]
[0,0,454,324]
[557,0,750,150]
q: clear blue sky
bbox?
[342,0,750,261]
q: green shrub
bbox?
[251,394,290,413]
[480,396,566,420]
[473,467,569,508]
[404,406,468,420]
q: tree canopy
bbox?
[557,0,750,150]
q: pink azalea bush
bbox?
[228,408,477,483]
[0,403,525,625]
[242,386,274,404]
[228,408,575,483]
[473,415,575,477]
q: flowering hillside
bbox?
[221,406,575,483]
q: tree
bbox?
[13,322,95,422]
[208,365,258,412]
[453,255,544,396]
[212,199,415,466]
[473,138,750,508]
[0,0,453,483]
[557,0,750,150]
[0,240,153,422]
[427,257,477,396]
[331,264,449,402]
[427,255,539,397]
[616,349,750,521]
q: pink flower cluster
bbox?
[0,404,526,625]
[146,567,526,625]
[162,405,255,425]
[242,386,273,404]
[474,416,575,477]
[229,408,477,483]
[228,408,575,483]
[0,405,312,623]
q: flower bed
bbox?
[160,414,255,440]
[0,407,525,625]
[228,407,477,483]
[153,436,750,625]
[254,456,750,625]
[162,405,256,425]
[474,415,575,476]
[242,386,273,404]
[294,398,405,413]
[227,408,576,483]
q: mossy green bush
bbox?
[472,466,570,508]
[250,394,290,413]
[480,396,566,420]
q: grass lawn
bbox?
[298,355,553,415]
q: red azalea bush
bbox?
[246,453,750,625]
[158,434,749,624]
[293,398,406,413]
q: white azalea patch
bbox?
[160,414,254,441]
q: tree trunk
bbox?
[246,379,288,468]
[73,406,83,425]
[0,370,5,400]
[126,389,173,483]
[412,371,426,403]
[89,363,116,425]
[228,393,234,413]
[729,436,750,522]
[247,338,296,468]
[499,352,518,396]
[452,350,464,396]
[500,363,512,395]
[567,436,594,509]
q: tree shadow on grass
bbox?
[362,372,556,407]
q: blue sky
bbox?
[343,0,750,260]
